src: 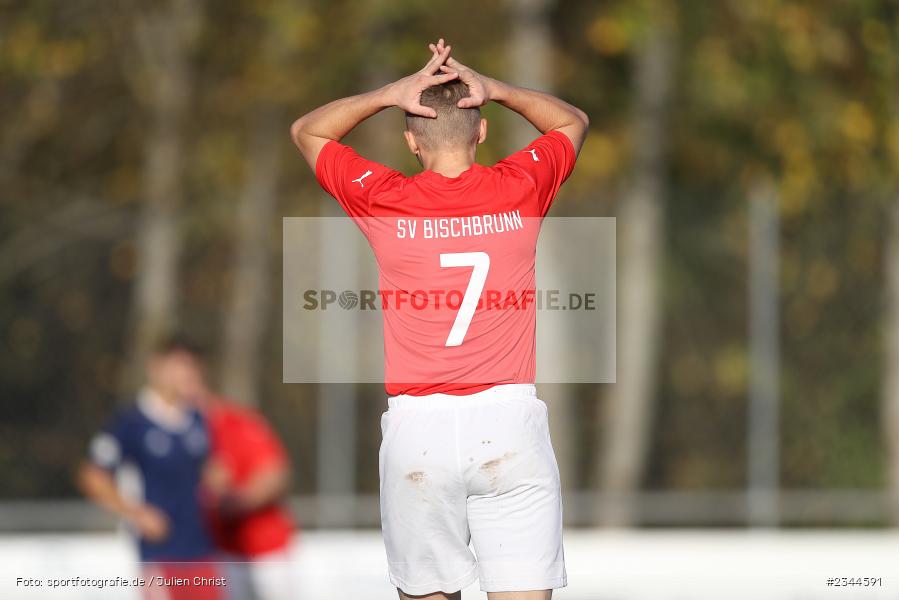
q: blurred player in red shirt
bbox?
[290,38,587,600]
[173,345,296,600]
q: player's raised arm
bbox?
[289,39,460,171]
[433,42,589,154]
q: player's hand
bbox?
[216,491,251,518]
[203,458,232,497]
[126,503,170,542]
[385,38,459,117]
[430,40,489,109]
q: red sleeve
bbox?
[240,410,288,470]
[315,140,403,219]
[495,130,577,217]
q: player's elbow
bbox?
[289,116,308,147]
[289,118,303,144]
[75,461,101,497]
[573,107,589,132]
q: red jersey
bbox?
[316,131,576,396]
[205,401,294,557]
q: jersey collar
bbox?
[138,387,193,433]
[416,163,484,184]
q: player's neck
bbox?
[140,387,189,430]
[421,148,476,178]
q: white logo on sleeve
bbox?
[527,149,539,162]
[351,170,373,188]
[90,433,121,468]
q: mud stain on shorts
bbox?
[406,470,427,483]
[405,470,430,503]
[480,452,516,488]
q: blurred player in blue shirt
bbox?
[78,338,224,599]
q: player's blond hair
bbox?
[405,81,480,151]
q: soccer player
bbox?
[290,39,588,600]
[77,338,223,600]
[174,350,296,600]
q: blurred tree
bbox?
[879,10,899,524]
[220,3,293,406]
[124,0,203,387]
[597,0,676,526]
[883,197,899,523]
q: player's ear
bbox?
[477,118,487,145]
[403,130,420,156]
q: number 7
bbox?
[440,252,490,347]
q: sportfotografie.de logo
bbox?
[302,289,597,312]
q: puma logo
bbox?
[351,170,373,188]
[527,149,539,162]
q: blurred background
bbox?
[2,0,898,598]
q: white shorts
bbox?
[219,548,295,600]
[379,384,566,595]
